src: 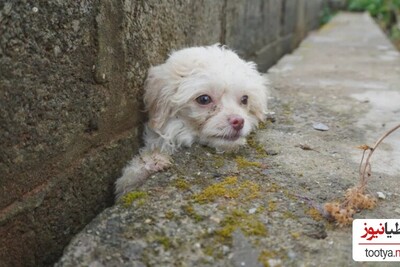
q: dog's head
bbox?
[144,45,268,151]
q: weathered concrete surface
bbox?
[56,12,400,267]
[0,1,325,266]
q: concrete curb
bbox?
[57,12,400,266]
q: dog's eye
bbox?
[241,95,248,105]
[196,95,212,105]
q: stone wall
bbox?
[0,0,324,266]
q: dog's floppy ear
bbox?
[144,65,176,131]
[250,78,269,122]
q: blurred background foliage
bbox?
[322,0,400,48]
[348,0,400,48]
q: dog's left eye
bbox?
[196,95,212,105]
[241,95,248,105]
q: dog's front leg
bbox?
[114,149,171,200]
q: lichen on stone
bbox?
[121,191,148,207]
[182,204,203,222]
[246,134,268,157]
[194,176,260,204]
[173,178,190,190]
[235,156,263,169]
[306,207,324,221]
[216,209,267,242]
[212,154,225,168]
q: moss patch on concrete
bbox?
[174,178,190,191]
[212,154,225,168]
[246,134,268,158]
[194,176,260,204]
[235,156,263,169]
[182,204,203,222]
[216,209,267,242]
[121,191,148,207]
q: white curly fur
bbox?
[115,44,269,199]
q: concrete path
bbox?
[57,13,400,267]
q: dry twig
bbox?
[323,123,400,226]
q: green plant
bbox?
[320,5,336,25]
[348,0,400,49]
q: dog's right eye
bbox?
[196,95,212,105]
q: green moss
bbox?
[282,211,297,220]
[174,178,190,190]
[194,176,260,204]
[291,232,301,239]
[194,176,238,203]
[153,235,171,249]
[246,134,268,158]
[165,210,175,220]
[216,209,267,242]
[306,207,324,221]
[182,204,203,222]
[258,250,278,267]
[266,182,281,193]
[235,156,263,168]
[258,121,267,130]
[203,245,215,256]
[267,200,277,212]
[121,191,148,207]
[202,243,224,259]
[136,198,146,207]
[213,155,225,168]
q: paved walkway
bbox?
[57,13,400,266]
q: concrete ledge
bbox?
[56,12,400,266]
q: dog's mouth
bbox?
[213,132,242,141]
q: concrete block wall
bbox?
[0,0,325,266]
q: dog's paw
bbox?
[142,152,172,172]
[114,151,172,200]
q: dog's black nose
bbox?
[229,115,244,131]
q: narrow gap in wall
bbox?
[280,0,286,36]
[219,0,228,44]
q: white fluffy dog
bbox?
[115,44,268,199]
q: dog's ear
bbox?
[252,99,268,122]
[250,78,269,122]
[144,65,176,131]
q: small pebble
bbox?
[313,122,329,131]
[266,112,276,122]
[377,192,386,199]
[145,218,152,224]
[54,45,61,57]
[269,259,282,267]
[210,215,222,224]
[287,250,297,260]
[266,149,278,156]
[248,208,257,214]
[222,245,230,254]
